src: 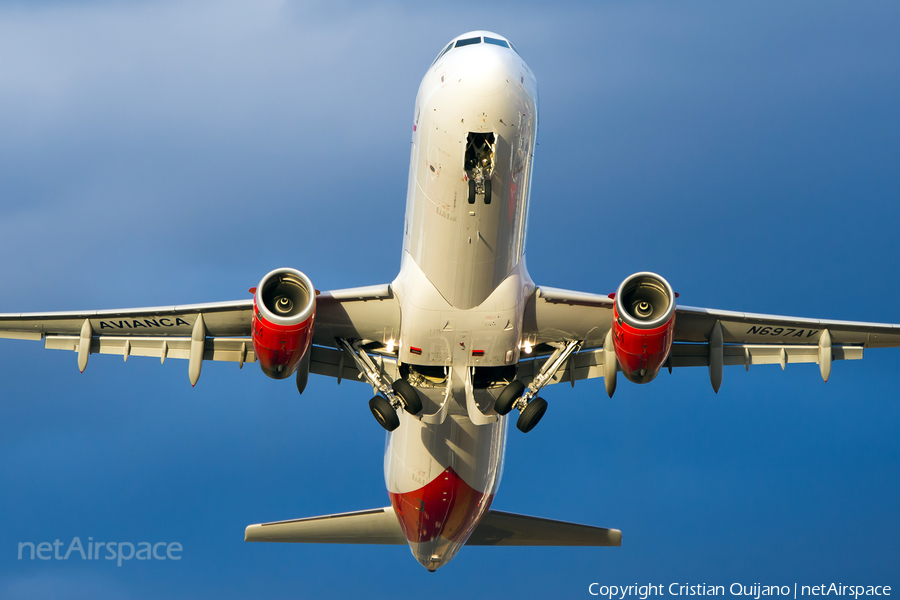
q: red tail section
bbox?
[389,466,493,545]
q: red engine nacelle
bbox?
[252,267,316,380]
[611,272,676,384]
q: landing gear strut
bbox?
[338,338,423,431]
[495,340,581,433]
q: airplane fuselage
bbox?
[386,31,539,570]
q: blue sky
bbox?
[1,1,898,598]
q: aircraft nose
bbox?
[459,47,513,96]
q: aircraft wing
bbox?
[520,286,900,387]
[0,284,399,384]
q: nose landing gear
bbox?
[464,132,495,204]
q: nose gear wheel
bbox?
[464,132,495,204]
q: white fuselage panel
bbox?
[401,41,538,312]
[385,32,539,571]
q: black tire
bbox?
[391,379,423,415]
[483,178,492,204]
[495,380,525,416]
[369,396,400,431]
[468,178,476,204]
[517,397,548,433]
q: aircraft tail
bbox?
[244,506,621,547]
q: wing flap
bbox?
[517,347,606,385]
[0,330,42,341]
[309,345,363,382]
[670,343,863,368]
[517,343,863,386]
[44,335,257,364]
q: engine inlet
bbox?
[615,272,675,330]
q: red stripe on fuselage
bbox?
[389,466,493,544]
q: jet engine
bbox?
[611,272,675,384]
[252,267,316,380]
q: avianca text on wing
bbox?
[587,584,892,599]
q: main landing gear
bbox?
[338,339,422,432]
[494,340,582,433]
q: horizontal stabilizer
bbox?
[466,510,621,546]
[245,507,407,544]
[245,507,620,547]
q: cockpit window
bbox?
[455,37,481,48]
[432,35,519,68]
[431,42,453,66]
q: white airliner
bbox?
[2,31,899,572]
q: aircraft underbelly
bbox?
[386,37,540,570]
[385,387,507,570]
[404,61,536,310]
